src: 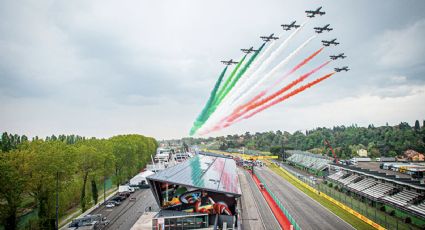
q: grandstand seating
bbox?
[383,190,422,206]
[347,178,377,192]
[286,151,331,171]
[408,200,425,215]
[338,174,360,185]
[361,183,395,199]
[328,171,345,181]
[325,166,425,218]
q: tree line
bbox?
[0,133,157,230]
[177,120,425,159]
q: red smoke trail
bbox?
[225,47,325,122]
[202,70,335,135]
[284,47,324,77]
[226,60,331,123]
[242,72,336,120]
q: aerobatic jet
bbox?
[281,21,300,31]
[314,24,333,33]
[330,53,347,60]
[221,59,239,66]
[241,46,258,54]
[334,66,350,72]
[305,7,325,18]
[322,39,339,46]
[260,33,279,42]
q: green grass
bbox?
[269,165,376,230]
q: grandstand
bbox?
[286,150,331,176]
[383,190,422,206]
[327,164,425,219]
[362,183,395,199]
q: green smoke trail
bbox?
[214,55,247,104]
[189,66,228,136]
[207,43,266,117]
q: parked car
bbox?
[112,196,125,202]
[105,203,115,208]
[109,200,121,206]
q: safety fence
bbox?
[254,171,301,230]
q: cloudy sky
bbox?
[1,0,425,140]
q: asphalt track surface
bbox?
[240,169,281,230]
[255,167,355,230]
[90,188,158,230]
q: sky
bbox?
[1,0,425,140]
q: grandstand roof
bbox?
[334,164,425,190]
[147,154,241,196]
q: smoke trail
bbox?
[189,66,228,136]
[226,23,309,108]
[231,35,317,107]
[243,72,336,120]
[226,60,331,123]
[201,72,336,135]
[228,47,325,119]
[214,55,247,104]
[197,43,266,132]
[213,43,266,107]
[202,64,332,135]
[198,24,309,135]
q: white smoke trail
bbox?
[231,35,317,107]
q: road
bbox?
[255,167,354,230]
[238,168,281,230]
[90,188,158,230]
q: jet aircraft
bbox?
[330,53,346,60]
[335,66,350,72]
[314,24,333,33]
[241,47,258,54]
[322,39,339,46]
[306,7,325,18]
[281,21,300,31]
[221,59,238,65]
[260,33,279,42]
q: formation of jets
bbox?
[260,33,279,42]
[221,59,238,66]
[334,66,350,72]
[281,21,300,31]
[322,39,339,46]
[330,53,346,60]
[305,7,325,18]
[241,47,259,54]
[314,24,332,33]
[222,6,349,72]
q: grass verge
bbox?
[268,164,376,230]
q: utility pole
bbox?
[55,171,59,230]
[280,142,285,160]
[104,160,106,204]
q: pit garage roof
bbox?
[147,154,241,196]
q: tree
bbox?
[269,146,281,155]
[0,153,26,230]
[75,144,103,211]
[91,180,98,205]
[414,120,420,131]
